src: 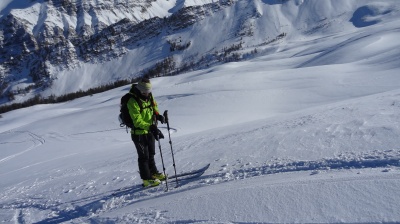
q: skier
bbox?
[127,78,166,187]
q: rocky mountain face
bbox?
[1,0,371,104]
[0,0,240,102]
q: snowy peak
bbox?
[1,0,400,104]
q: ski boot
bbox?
[152,173,166,181]
[142,179,161,188]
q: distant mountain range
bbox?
[0,0,396,104]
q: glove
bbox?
[149,124,158,134]
[157,114,165,124]
[149,125,164,141]
[157,129,165,140]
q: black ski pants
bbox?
[131,133,158,180]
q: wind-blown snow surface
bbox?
[2,3,400,224]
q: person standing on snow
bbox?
[127,78,166,187]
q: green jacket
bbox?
[127,92,160,135]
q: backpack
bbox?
[119,93,136,129]
[118,89,155,132]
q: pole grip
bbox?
[163,110,169,123]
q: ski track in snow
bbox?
[1,149,399,223]
[213,150,400,181]
[1,92,400,222]
[0,131,45,164]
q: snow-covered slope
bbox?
[2,62,400,223]
[1,0,400,223]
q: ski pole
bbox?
[154,115,169,191]
[156,132,169,191]
[163,110,179,187]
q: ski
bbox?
[177,169,206,180]
[112,164,210,195]
[168,163,210,179]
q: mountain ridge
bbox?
[0,0,398,105]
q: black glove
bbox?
[157,114,165,124]
[149,124,158,134]
[149,125,164,140]
[157,129,164,140]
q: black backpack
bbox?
[119,93,136,129]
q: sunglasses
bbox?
[140,90,150,96]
